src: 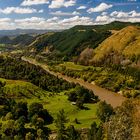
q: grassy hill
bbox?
[0,78,99,129]
[91,26,140,66]
[0,78,46,99]
[28,21,140,61]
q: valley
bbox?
[22,56,126,107]
[0,21,140,140]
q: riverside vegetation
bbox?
[0,21,140,139]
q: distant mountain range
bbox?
[0,29,59,36]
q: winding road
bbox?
[22,57,126,108]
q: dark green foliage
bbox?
[55,109,68,140]
[0,34,35,46]
[0,57,75,92]
[67,125,80,140]
[88,122,103,140]
[13,102,28,120]
[96,101,114,122]
[29,102,53,125]
[67,86,99,108]
[31,25,111,60]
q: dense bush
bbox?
[0,57,75,92]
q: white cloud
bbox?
[0,18,15,30]
[95,15,114,23]
[0,7,43,14]
[50,10,80,16]
[10,16,94,30]
[49,0,76,9]
[95,10,140,24]
[59,16,94,28]
[77,6,86,10]
[110,10,140,18]
[87,3,113,13]
[21,0,49,6]
[128,0,137,1]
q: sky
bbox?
[0,0,140,30]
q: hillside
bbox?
[28,21,140,61]
[0,34,36,46]
[0,78,46,99]
[91,26,140,66]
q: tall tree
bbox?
[55,109,68,140]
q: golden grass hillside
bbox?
[92,26,140,62]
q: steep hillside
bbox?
[29,27,111,59]
[29,21,140,61]
[91,26,140,67]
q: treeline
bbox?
[0,57,75,92]
[51,65,140,98]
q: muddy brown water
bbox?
[22,57,126,108]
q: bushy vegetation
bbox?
[0,56,75,92]
[51,63,140,98]
[0,83,52,139]
[67,86,99,108]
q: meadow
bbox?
[0,78,99,130]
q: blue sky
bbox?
[0,0,140,30]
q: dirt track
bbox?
[22,57,126,108]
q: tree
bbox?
[96,101,114,122]
[36,129,46,140]
[76,97,84,109]
[14,116,26,136]
[25,132,34,140]
[13,102,28,120]
[88,122,97,140]
[96,124,104,140]
[67,125,80,140]
[28,103,53,124]
[55,109,68,140]
[107,100,134,140]
[1,120,15,139]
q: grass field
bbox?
[56,62,99,71]
[0,78,99,129]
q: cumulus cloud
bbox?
[50,11,80,16]
[87,3,113,13]
[0,7,43,14]
[49,0,76,9]
[21,0,49,6]
[0,18,15,30]
[110,10,140,18]
[0,16,94,30]
[95,15,114,23]
[77,6,87,10]
[95,10,140,24]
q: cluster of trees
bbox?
[0,57,75,92]
[52,64,140,98]
[67,86,99,109]
[0,82,53,139]
[55,109,104,140]
[96,100,136,140]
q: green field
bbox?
[0,78,99,130]
[59,62,92,70]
